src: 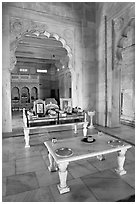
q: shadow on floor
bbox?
[117,194,135,202]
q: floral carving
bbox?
[10,19,22,33]
[63,29,73,40]
[29,21,48,34]
[114,17,124,31]
[10,18,48,37]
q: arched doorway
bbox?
[11,87,20,102]
[11,87,20,111]
[10,20,74,130]
[13,31,72,103]
[21,87,30,103]
[31,87,38,102]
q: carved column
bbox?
[57,162,70,194]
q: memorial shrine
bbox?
[2,2,135,202]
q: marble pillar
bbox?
[2,11,12,132]
[88,111,95,128]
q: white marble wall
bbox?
[2,2,134,132]
[96,2,135,127]
[2,3,96,132]
[2,9,12,132]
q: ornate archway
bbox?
[10,18,73,73]
[10,18,76,115]
[11,86,20,101]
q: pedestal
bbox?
[88,111,95,129]
[74,123,78,134]
[24,128,30,148]
[83,122,88,137]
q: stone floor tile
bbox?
[111,162,135,188]
[2,123,135,202]
[2,161,16,177]
[6,172,39,196]
[2,138,15,153]
[75,159,99,173]
[49,178,98,202]
[40,146,49,156]
[81,169,135,202]
[32,186,55,202]
[35,143,47,152]
[2,177,6,196]
[36,169,59,187]
[2,151,10,163]
[12,137,25,148]
[16,155,47,174]
[2,149,16,162]
[36,168,73,187]
[88,155,117,172]
[126,147,135,162]
[42,155,51,168]
[68,161,97,178]
[29,136,44,146]
[3,186,55,202]
[14,146,41,160]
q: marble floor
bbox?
[2,121,135,202]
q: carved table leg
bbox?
[57,162,70,194]
[115,149,127,175]
[24,128,30,148]
[88,111,95,129]
[48,153,58,172]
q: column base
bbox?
[48,166,58,172]
[25,144,30,148]
[88,125,94,129]
[115,168,127,176]
[57,184,70,194]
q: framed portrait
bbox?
[60,98,72,111]
[36,103,44,114]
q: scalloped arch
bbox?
[10,28,73,72]
[41,32,73,70]
[12,86,20,93]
